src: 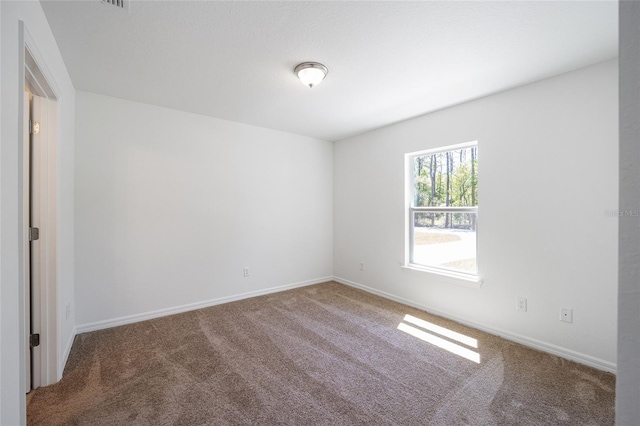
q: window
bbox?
[407,142,478,277]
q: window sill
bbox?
[401,264,483,288]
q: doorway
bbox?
[23,46,58,393]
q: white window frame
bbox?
[405,141,481,284]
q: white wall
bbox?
[1,1,4,421]
[334,60,618,371]
[1,1,75,424]
[617,1,640,422]
[74,92,333,328]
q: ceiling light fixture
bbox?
[294,62,328,88]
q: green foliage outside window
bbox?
[413,147,478,230]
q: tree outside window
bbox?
[408,143,478,275]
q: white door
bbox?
[24,45,60,390]
[30,93,45,390]
[24,91,48,391]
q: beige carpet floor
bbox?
[27,282,615,425]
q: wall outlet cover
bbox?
[560,307,573,323]
[517,297,527,312]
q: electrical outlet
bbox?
[560,307,573,323]
[516,297,527,312]
[65,303,71,320]
[243,267,250,277]
[359,261,365,271]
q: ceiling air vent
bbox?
[101,0,129,10]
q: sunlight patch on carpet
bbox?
[397,321,480,364]
[402,314,478,348]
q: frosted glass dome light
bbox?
[294,62,328,88]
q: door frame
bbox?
[19,22,60,390]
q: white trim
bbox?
[408,140,478,158]
[59,326,75,380]
[22,25,63,388]
[400,265,483,287]
[75,277,333,334]
[17,21,29,416]
[333,276,616,373]
[405,142,479,278]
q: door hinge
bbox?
[29,227,39,241]
[29,120,40,135]
[30,334,40,348]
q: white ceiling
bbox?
[40,0,618,142]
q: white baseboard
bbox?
[333,276,616,374]
[73,275,616,373]
[75,276,333,334]
[59,326,77,381]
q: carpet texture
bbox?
[27,282,615,425]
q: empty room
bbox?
[1,0,638,425]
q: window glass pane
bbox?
[413,147,478,207]
[412,211,477,273]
